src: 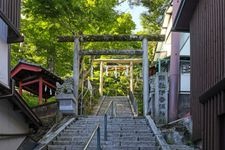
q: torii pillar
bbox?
[130,61,134,93]
[142,38,149,115]
[74,37,80,101]
[99,61,104,96]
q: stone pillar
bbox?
[99,61,103,96]
[142,38,149,115]
[73,37,80,101]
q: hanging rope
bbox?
[114,66,118,78]
[125,65,129,76]
[105,66,109,76]
[44,85,47,92]
[87,78,93,96]
[50,88,52,95]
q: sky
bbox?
[115,1,148,32]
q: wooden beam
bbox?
[43,80,56,89]
[93,59,142,64]
[58,34,165,42]
[79,50,143,55]
[21,79,39,87]
[39,77,43,105]
[104,65,129,71]
[21,75,38,83]
[105,65,129,68]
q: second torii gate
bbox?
[93,59,142,96]
[58,34,164,115]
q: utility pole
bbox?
[168,0,181,122]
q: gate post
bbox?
[99,61,104,96]
[74,37,80,101]
[142,38,149,115]
[130,61,134,93]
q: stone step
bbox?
[52,140,86,145]
[170,145,195,150]
[48,145,160,150]
[107,136,156,141]
[106,131,153,134]
[105,133,154,137]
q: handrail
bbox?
[83,124,101,150]
[104,100,114,115]
[0,132,32,137]
[96,96,106,115]
[129,91,138,117]
[104,100,115,141]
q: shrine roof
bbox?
[11,61,64,85]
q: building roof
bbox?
[172,0,199,32]
[11,61,64,99]
[0,0,24,43]
[0,81,42,128]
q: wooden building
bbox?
[11,61,64,105]
[0,0,42,149]
[173,0,225,149]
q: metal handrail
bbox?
[0,133,32,137]
[104,100,116,141]
[96,96,106,115]
[83,124,101,150]
[129,91,138,117]
[104,100,114,116]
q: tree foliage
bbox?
[11,0,136,77]
[140,0,170,33]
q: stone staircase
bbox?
[105,117,159,149]
[97,96,133,117]
[45,96,160,150]
[47,116,159,150]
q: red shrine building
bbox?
[11,61,64,105]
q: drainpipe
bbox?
[168,0,180,122]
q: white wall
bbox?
[180,73,190,92]
[0,100,29,149]
[0,18,9,86]
[179,33,190,56]
[179,33,190,92]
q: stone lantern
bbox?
[56,78,78,115]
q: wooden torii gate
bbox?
[58,34,164,115]
[93,59,142,96]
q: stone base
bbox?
[56,94,78,115]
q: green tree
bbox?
[11,0,136,77]
[141,0,170,33]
